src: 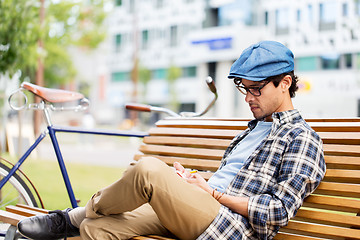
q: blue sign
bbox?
[191,37,232,50]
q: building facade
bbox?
[90,0,360,124]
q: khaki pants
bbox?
[80,157,221,240]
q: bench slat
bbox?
[318,132,360,144]
[295,208,360,227]
[315,181,360,198]
[157,118,360,122]
[324,169,360,183]
[323,144,360,157]
[156,120,249,130]
[134,154,220,171]
[135,156,360,172]
[149,127,239,139]
[151,127,360,140]
[6,205,45,217]
[143,138,360,154]
[15,204,49,214]
[132,236,175,240]
[274,232,327,240]
[139,145,224,160]
[283,220,360,239]
[143,136,230,149]
[325,156,360,169]
[303,195,360,212]
[0,210,25,226]
[156,119,360,132]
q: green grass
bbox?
[20,158,125,210]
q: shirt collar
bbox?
[247,109,302,130]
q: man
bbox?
[18,41,326,239]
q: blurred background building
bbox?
[74,0,360,126]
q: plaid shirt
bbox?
[197,110,326,240]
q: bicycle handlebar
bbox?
[126,76,218,118]
[125,103,151,112]
[125,103,180,117]
[206,76,217,95]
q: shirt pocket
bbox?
[246,138,287,179]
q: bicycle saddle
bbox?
[21,82,84,103]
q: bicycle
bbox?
[0,77,217,211]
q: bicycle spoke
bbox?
[0,162,38,209]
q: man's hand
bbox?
[173,162,212,194]
[173,162,191,178]
[173,162,249,217]
[186,173,212,195]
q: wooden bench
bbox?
[1,118,360,239]
[134,118,360,240]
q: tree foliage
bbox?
[0,0,39,78]
[0,0,108,87]
[138,65,152,102]
[166,64,182,84]
[166,64,182,111]
[139,66,152,86]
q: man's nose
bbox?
[245,92,254,103]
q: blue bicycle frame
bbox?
[0,125,147,208]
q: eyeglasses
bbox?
[233,78,272,96]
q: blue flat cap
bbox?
[228,41,294,81]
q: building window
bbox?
[204,7,219,27]
[153,69,166,79]
[180,103,195,113]
[297,9,301,22]
[129,0,135,13]
[296,56,317,71]
[308,4,313,23]
[218,1,252,26]
[182,66,197,77]
[115,34,122,52]
[356,53,360,69]
[115,0,122,6]
[344,53,352,68]
[170,25,178,47]
[208,62,216,80]
[156,0,164,8]
[275,8,289,35]
[321,54,340,69]
[112,72,130,82]
[264,11,268,25]
[343,3,348,16]
[155,29,164,41]
[319,1,336,31]
[142,30,149,50]
[356,1,360,15]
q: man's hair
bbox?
[266,71,299,98]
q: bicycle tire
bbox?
[0,161,38,209]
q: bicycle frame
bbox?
[0,109,147,208]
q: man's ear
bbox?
[281,75,292,91]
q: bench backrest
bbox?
[134,118,360,239]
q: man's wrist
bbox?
[211,189,224,201]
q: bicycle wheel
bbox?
[0,159,40,209]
